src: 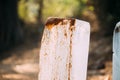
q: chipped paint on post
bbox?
[39,18,90,80]
[113,22,120,80]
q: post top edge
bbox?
[45,17,90,30]
[115,22,120,33]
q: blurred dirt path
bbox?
[0,40,40,80]
[0,38,112,80]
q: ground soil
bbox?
[0,35,112,80]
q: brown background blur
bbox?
[0,0,119,80]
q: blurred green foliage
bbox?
[43,0,79,20]
[18,0,91,23]
[18,0,27,21]
[18,0,39,23]
[18,0,120,35]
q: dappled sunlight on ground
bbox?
[0,36,112,80]
[0,40,40,80]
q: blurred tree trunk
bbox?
[91,0,120,36]
[0,0,23,52]
[37,0,43,24]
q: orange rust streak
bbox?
[68,24,75,80]
[46,25,54,30]
[64,33,67,37]
[70,19,75,27]
[45,18,75,30]
[45,18,64,26]
[44,53,47,56]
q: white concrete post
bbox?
[113,22,120,80]
[39,18,90,80]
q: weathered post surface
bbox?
[113,22,120,80]
[39,18,90,80]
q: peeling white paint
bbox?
[39,18,90,80]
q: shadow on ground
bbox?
[0,30,112,80]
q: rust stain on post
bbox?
[70,19,75,27]
[68,20,75,80]
[45,18,75,30]
[45,18,64,26]
[45,18,63,30]
[64,32,67,38]
[68,36,72,80]
[44,53,47,56]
